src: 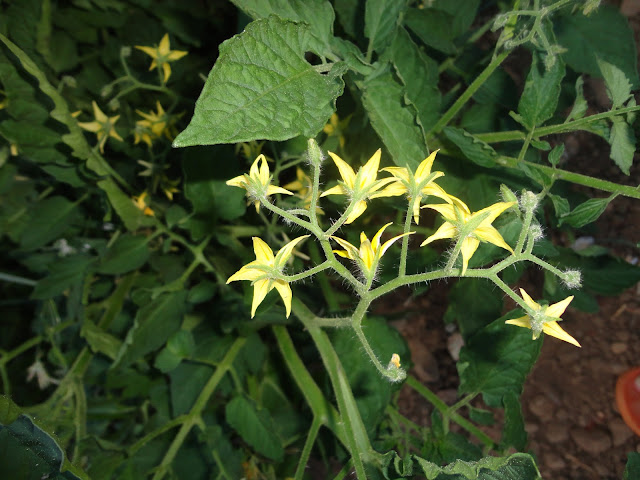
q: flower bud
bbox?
[562,269,582,290]
[519,190,539,212]
[306,138,325,168]
[121,46,132,57]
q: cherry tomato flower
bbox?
[227,236,309,318]
[135,34,187,83]
[76,101,123,153]
[421,199,515,275]
[505,288,580,347]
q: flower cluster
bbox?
[224,146,580,347]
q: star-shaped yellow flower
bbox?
[135,34,187,83]
[372,150,452,224]
[331,223,412,279]
[322,113,350,148]
[227,236,309,318]
[320,149,395,224]
[421,199,515,274]
[226,154,294,212]
[77,101,123,153]
[505,289,580,347]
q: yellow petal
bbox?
[320,184,347,197]
[227,263,265,283]
[420,222,457,246]
[258,154,270,185]
[380,232,413,256]
[546,295,574,318]
[359,238,375,271]
[459,237,480,275]
[251,279,272,318]
[273,280,292,318]
[77,121,102,133]
[542,320,581,347]
[328,152,356,189]
[369,181,407,199]
[345,200,367,224]
[252,237,275,264]
[518,288,540,311]
[505,315,533,329]
[266,185,295,196]
[358,149,381,189]
[371,223,393,253]
[249,154,263,180]
[274,235,309,267]
[474,226,513,253]
[91,101,108,124]
[381,166,410,182]
[415,150,439,181]
[330,236,359,261]
[423,203,458,221]
[135,45,158,59]
[226,175,248,189]
[158,34,171,56]
[167,50,188,61]
[473,201,516,227]
[162,62,172,83]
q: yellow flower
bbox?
[322,113,349,148]
[331,223,412,279]
[283,167,323,214]
[132,191,155,216]
[421,199,515,274]
[135,33,187,83]
[226,154,294,212]
[505,289,580,347]
[227,236,309,318]
[320,149,395,224]
[134,101,178,147]
[77,101,123,153]
[373,150,452,224]
[160,175,180,201]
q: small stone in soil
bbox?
[570,426,612,454]
[529,394,555,422]
[608,417,634,446]
[545,423,569,443]
[543,452,566,470]
[611,342,628,354]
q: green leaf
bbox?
[548,144,564,166]
[458,314,542,407]
[173,17,345,147]
[230,0,335,46]
[597,58,632,108]
[112,291,188,369]
[609,117,636,175]
[413,452,541,479]
[444,279,504,339]
[97,179,156,231]
[154,330,195,373]
[225,396,284,461]
[31,255,94,299]
[517,52,565,129]
[391,28,441,133]
[362,71,427,170]
[625,452,640,480]
[20,196,79,250]
[97,234,151,275]
[169,362,215,416]
[547,193,570,223]
[555,5,639,89]
[442,127,498,168]
[0,397,87,480]
[404,7,456,54]
[501,392,527,451]
[81,320,122,360]
[567,76,588,121]
[559,196,613,228]
[364,0,407,54]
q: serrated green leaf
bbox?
[597,58,632,108]
[81,320,121,360]
[559,196,613,228]
[609,117,636,175]
[442,127,497,168]
[20,196,79,250]
[392,28,441,133]
[548,144,564,166]
[362,71,427,170]
[625,452,640,480]
[414,452,540,479]
[518,52,565,129]
[365,0,407,54]
[444,279,503,339]
[174,17,345,147]
[501,392,527,451]
[97,234,150,275]
[31,255,94,299]
[555,5,639,89]
[458,315,542,407]
[547,193,570,223]
[230,0,335,46]
[404,7,456,54]
[112,291,188,369]
[225,396,284,461]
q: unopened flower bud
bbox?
[500,184,518,204]
[306,138,325,168]
[519,190,539,212]
[386,353,406,383]
[529,223,544,242]
[562,269,582,290]
[121,46,132,57]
